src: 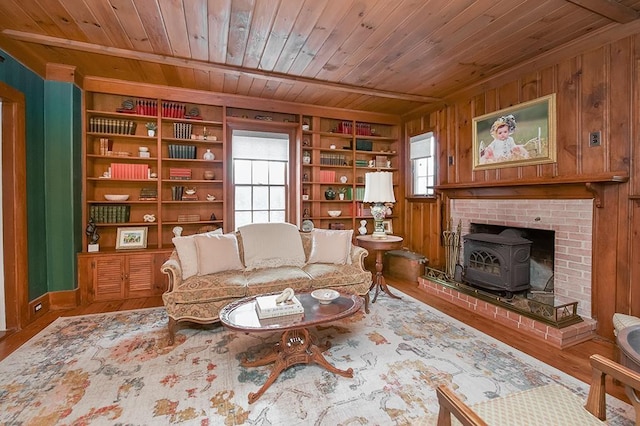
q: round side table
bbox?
[356,235,403,303]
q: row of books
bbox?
[335,121,375,136]
[319,153,347,166]
[89,117,136,135]
[168,144,197,159]
[354,202,372,216]
[169,168,192,180]
[98,138,113,155]
[173,123,193,139]
[318,170,336,183]
[90,204,130,223]
[120,100,185,118]
[110,163,149,180]
[139,187,157,201]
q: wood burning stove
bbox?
[462,229,532,295]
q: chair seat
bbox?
[421,384,604,425]
[462,384,603,425]
[613,313,640,336]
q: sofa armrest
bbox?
[350,244,369,268]
[160,251,183,292]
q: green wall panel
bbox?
[44,81,82,292]
[0,49,48,300]
[1,49,81,298]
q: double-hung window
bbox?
[410,132,435,197]
[232,131,289,229]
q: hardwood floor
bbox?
[0,280,628,404]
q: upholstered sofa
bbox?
[161,222,372,344]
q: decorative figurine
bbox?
[359,220,368,235]
[172,226,183,237]
[85,218,100,244]
[86,218,100,252]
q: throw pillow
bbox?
[172,228,223,279]
[307,229,353,264]
[194,233,243,275]
[239,223,306,270]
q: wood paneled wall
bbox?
[402,35,640,340]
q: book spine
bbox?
[256,304,304,319]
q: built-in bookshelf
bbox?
[300,116,399,234]
[83,92,226,251]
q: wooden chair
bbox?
[435,354,640,426]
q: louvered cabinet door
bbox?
[92,255,126,301]
[126,253,155,297]
[78,250,171,302]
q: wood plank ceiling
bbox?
[0,0,639,116]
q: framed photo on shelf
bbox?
[116,227,148,250]
[472,93,556,171]
[382,220,393,235]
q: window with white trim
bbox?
[232,130,289,229]
[410,132,435,197]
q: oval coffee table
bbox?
[219,291,363,403]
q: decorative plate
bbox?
[301,219,314,232]
[121,99,135,110]
[187,107,200,117]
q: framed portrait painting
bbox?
[116,227,148,250]
[472,94,556,170]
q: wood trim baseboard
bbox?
[49,289,81,310]
[27,289,81,323]
[27,294,49,323]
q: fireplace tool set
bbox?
[443,220,462,279]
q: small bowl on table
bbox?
[311,289,340,304]
[327,210,342,217]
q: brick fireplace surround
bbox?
[418,199,597,348]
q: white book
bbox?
[255,294,304,319]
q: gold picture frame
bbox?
[116,227,148,250]
[472,94,556,170]
[382,219,393,235]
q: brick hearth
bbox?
[418,277,596,349]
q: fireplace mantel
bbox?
[436,171,628,208]
[436,171,628,190]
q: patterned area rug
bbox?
[0,290,634,425]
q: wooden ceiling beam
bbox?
[2,29,441,104]
[565,0,639,23]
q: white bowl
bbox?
[312,289,340,304]
[327,210,342,217]
[104,194,129,201]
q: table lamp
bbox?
[363,171,395,239]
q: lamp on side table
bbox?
[363,171,395,239]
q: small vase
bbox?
[359,220,367,235]
[324,187,336,200]
[147,129,155,137]
[203,149,215,161]
[339,193,345,200]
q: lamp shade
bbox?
[363,171,395,203]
